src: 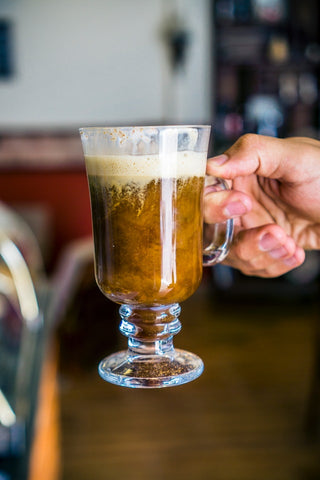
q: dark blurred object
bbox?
[245,94,283,136]
[0,20,13,78]
[211,251,320,305]
[161,11,191,71]
[213,0,320,153]
[252,0,287,23]
[215,0,287,25]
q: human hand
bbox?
[205,134,320,277]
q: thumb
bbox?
[207,134,319,183]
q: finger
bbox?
[204,190,252,223]
[224,224,305,277]
[253,244,305,278]
[282,246,305,269]
[207,134,320,183]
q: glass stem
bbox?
[119,303,182,356]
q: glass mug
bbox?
[79,125,233,388]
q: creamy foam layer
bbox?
[85,151,207,183]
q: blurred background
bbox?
[0,0,320,479]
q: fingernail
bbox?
[224,201,248,217]
[211,154,228,166]
[259,233,281,251]
[283,256,298,267]
[268,246,288,259]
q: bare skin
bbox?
[205,134,320,277]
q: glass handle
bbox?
[203,176,234,266]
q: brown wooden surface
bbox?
[57,280,320,480]
[29,341,60,480]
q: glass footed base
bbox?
[98,349,204,388]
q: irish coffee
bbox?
[85,152,206,306]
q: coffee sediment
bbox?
[86,152,206,306]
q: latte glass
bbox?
[80,126,233,388]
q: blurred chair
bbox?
[49,236,94,328]
[51,237,118,372]
[0,233,43,477]
[0,201,53,479]
[0,201,44,280]
[0,202,105,478]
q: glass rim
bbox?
[79,125,211,133]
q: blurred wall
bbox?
[0,0,212,130]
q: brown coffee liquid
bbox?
[88,175,204,306]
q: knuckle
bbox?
[235,133,260,152]
[232,238,252,262]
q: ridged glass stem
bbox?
[119,303,182,356]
